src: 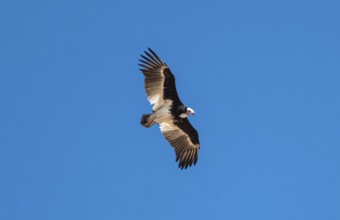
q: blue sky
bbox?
[1,0,339,219]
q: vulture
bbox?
[138,48,200,169]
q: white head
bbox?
[186,107,195,116]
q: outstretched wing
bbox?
[138,48,182,111]
[160,118,200,169]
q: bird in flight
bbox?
[138,48,200,169]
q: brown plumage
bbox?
[139,48,200,169]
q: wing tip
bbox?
[144,48,164,65]
[147,47,157,56]
[176,148,199,170]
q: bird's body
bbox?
[138,48,200,169]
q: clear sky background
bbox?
[1,0,339,219]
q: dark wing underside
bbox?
[138,48,182,110]
[160,118,200,169]
[139,48,200,169]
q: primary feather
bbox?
[139,48,200,169]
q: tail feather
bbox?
[141,114,155,128]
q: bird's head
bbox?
[186,107,195,116]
